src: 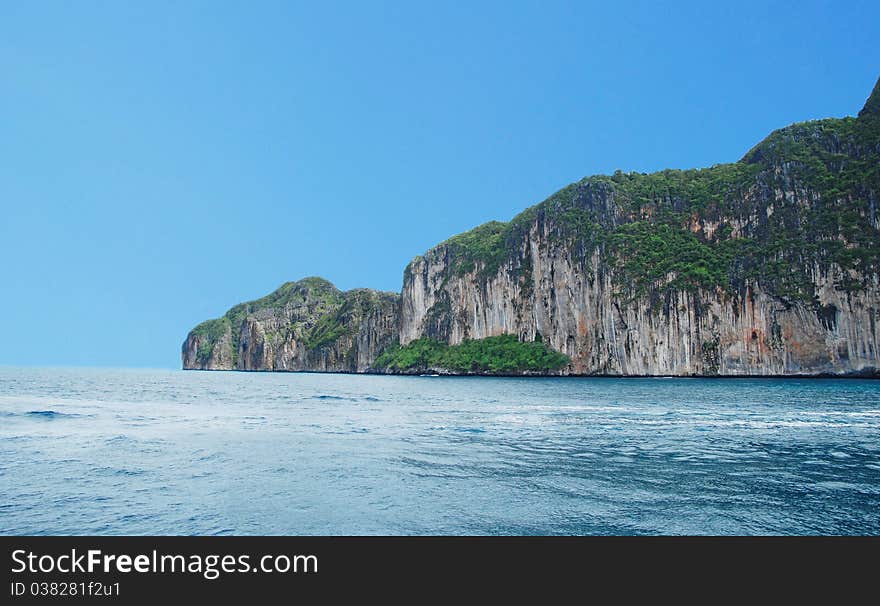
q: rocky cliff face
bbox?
[401,224,878,376]
[182,278,399,372]
[185,78,880,376]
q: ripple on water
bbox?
[1,368,879,535]
[25,410,85,419]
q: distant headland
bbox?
[184,77,880,377]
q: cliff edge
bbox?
[182,278,399,372]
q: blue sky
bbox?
[1,1,877,368]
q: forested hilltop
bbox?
[185,78,880,376]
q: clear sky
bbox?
[1,1,877,368]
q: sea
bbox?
[1,366,878,535]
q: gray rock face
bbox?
[400,225,878,376]
[184,78,880,376]
[182,278,399,372]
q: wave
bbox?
[25,410,83,419]
[0,410,94,421]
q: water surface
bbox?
[1,367,878,535]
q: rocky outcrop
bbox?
[182,278,399,372]
[185,77,880,376]
[401,230,879,376]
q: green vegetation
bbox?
[303,311,350,350]
[301,290,391,350]
[373,334,571,373]
[605,222,750,295]
[440,220,509,276]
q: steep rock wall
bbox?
[401,232,878,376]
[182,279,399,372]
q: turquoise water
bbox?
[0,367,878,535]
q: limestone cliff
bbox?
[185,77,880,376]
[182,278,399,372]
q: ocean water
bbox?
[0,367,878,535]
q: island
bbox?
[183,77,880,377]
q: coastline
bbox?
[180,367,880,379]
